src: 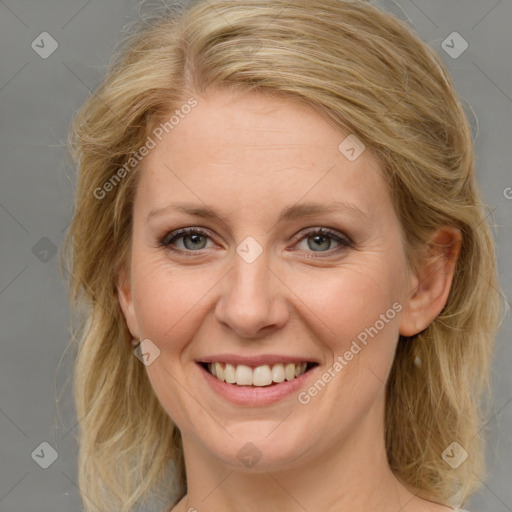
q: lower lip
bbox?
[197,363,319,406]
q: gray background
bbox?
[0,0,510,511]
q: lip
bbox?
[197,361,320,406]
[195,353,319,367]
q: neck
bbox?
[174,394,433,512]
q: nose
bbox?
[214,248,290,339]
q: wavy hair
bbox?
[60,0,505,510]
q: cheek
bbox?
[292,266,403,427]
[130,252,220,349]
[291,262,403,351]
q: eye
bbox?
[159,226,352,257]
[294,227,352,255]
[161,228,214,254]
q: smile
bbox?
[200,361,318,387]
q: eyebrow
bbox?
[147,200,368,224]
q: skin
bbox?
[117,87,461,512]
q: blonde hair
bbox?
[61,0,505,510]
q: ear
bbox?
[399,226,462,337]
[117,264,141,341]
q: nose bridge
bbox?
[215,239,288,336]
[234,244,272,295]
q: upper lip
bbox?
[196,354,319,367]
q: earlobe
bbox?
[117,266,140,341]
[399,226,462,337]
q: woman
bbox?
[61,1,504,511]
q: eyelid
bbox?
[293,226,353,246]
[160,225,353,256]
[161,227,216,247]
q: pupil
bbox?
[185,234,205,249]
[309,235,330,251]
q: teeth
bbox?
[235,364,253,385]
[224,363,236,383]
[252,365,272,386]
[215,362,224,382]
[272,363,285,383]
[285,363,296,381]
[206,361,310,386]
[295,362,307,377]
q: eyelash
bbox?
[159,227,353,258]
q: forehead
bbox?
[135,88,391,223]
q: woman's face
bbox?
[118,87,416,471]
